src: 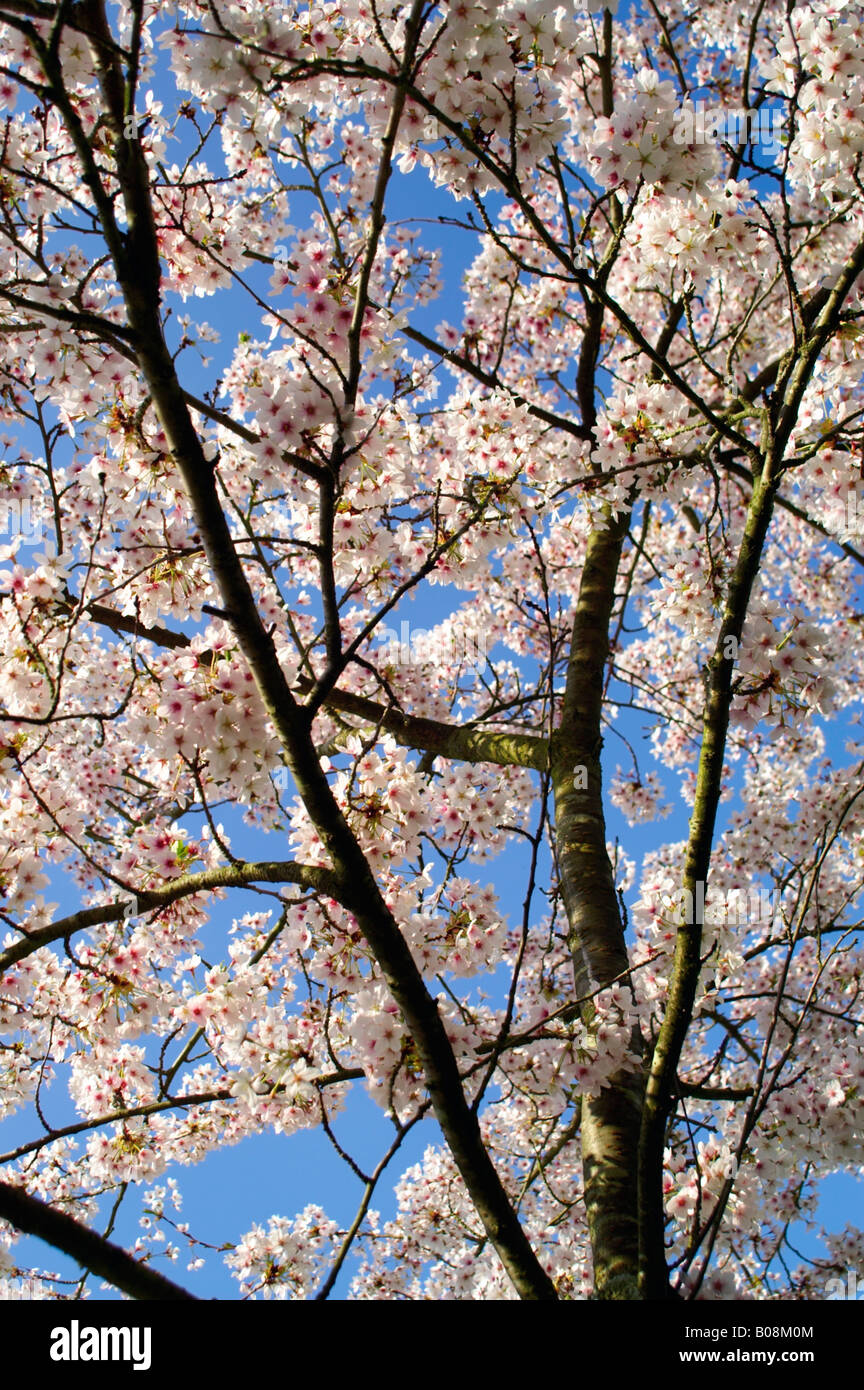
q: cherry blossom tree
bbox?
[0,0,864,1302]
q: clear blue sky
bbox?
[2,5,861,1300]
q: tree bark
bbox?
[551,512,644,1299]
[46,0,559,1303]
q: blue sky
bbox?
[2,3,863,1300]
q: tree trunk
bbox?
[551,513,644,1298]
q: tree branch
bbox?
[0,1178,197,1300]
[0,860,339,970]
